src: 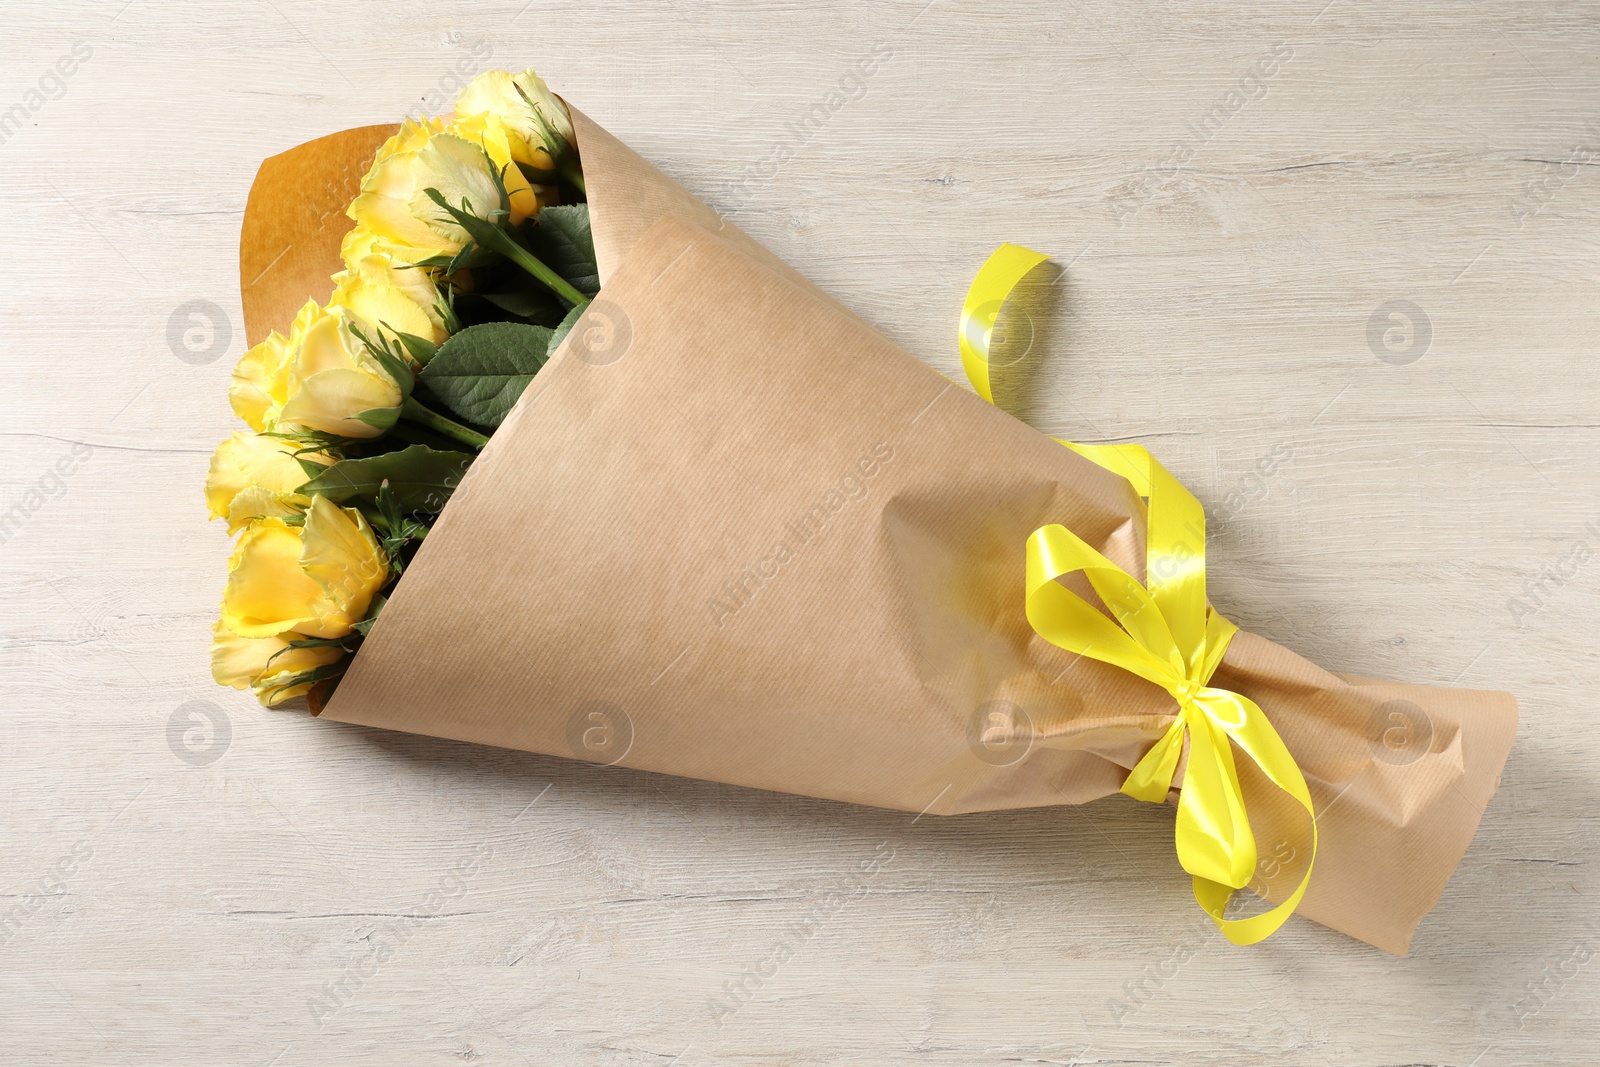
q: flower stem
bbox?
[423,185,589,310]
[400,396,489,450]
[502,240,589,309]
[563,163,587,196]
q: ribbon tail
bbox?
[1194,856,1316,946]
[1190,689,1319,946]
[1120,717,1185,804]
[958,243,1049,404]
[1172,705,1256,891]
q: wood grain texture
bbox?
[1,0,1595,1063]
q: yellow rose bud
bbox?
[345,118,457,265]
[230,324,294,432]
[409,130,536,234]
[279,303,404,437]
[225,485,307,532]
[455,68,573,171]
[230,300,404,440]
[347,116,533,268]
[340,224,378,265]
[220,496,388,641]
[210,619,343,707]
[229,335,275,432]
[330,250,448,345]
[204,431,313,534]
[229,300,314,433]
[449,110,541,212]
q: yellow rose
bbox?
[451,110,549,210]
[210,619,344,707]
[331,247,448,345]
[279,302,405,437]
[220,496,388,641]
[229,331,278,431]
[229,300,315,432]
[347,116,534,268]
[454,68,573,171]
[229,308,301,432]
[204,431,314,534]
[410,129,537,235]
[345,119,456,266]
[346,222,481,295]
[229,300,404,439]
[339,224,380,265]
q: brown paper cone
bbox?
[238,105,1517,955]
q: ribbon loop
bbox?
[963,245,1317,945]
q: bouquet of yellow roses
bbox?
[209,69,595,706]
[207,67,1517,955]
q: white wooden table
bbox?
[3,1,1595,1063]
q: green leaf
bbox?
[514,81,575,164]
[418,321,553,428]
[353,594,388,636]
[516,161,560,186]
[265,635,357,668]
[300,444,474,514]
[345,321,415,399]
[366,486,427,573]
[434,288,461,333]
[527,204,599,298]
[351,407,401,433]
[263,429,352,452]
[395,331,439,366]
[374,482,403,533]
[548,301,589,357]
[295,455,331,479]
[426,188,512,258]
[425,188,586,307]
[368,341,416,397]
[261,660,349,701]
[417,240,492,275]
[385,418,463,453]
[481,288,564,321]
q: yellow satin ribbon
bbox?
[962,243,1316,945]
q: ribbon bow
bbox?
[961,244,1316,945]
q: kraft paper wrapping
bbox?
[238,105,1518,954]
